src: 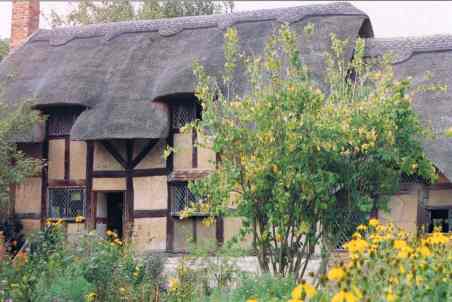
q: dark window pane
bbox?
[171,103,197,129]
[48,188,85,218]
[170,182,197,215]
[47,107,83,136]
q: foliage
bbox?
[0,38,9,62]
[206,273,297,302]
[47,0,234,27]
[0,222,165,301]
[165,240,245,302]
[284,220,451,302]
[188,24,437,280]
[0,100,43,220]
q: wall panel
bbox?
[48,139,65,180]
[93,178,126,191]
[70,141,87,180]
[133,176,167,210]
[133,217,167,252]
[15,177,41,214]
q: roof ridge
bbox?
[31,1,367,46]
[365,34,452,64]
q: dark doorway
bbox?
[428,209,450,233]
[106,192,124,238]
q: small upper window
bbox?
[48,187,85,219]
[46,107,84,137]
[171,102,197,130]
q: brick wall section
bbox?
[11,0,40,49]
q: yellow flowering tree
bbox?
[188,25,437,280]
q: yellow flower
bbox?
[75,215,85,223]
[119,287,126,294]
[201,216,215,227]
[351,232,362,239]
[331,290,358,302]
[133,271,139,277]
[426,232,449,245]
[85,292,96,302]
[291,284,303,299]
[386,291,396,302]
[327,267,346,282]
[114,239,123,245]
[416,276,423,286]
[168,277,179,291]
[369,218,379,227]
[344,238,368,254]
[106,230,118,238]
[356,224,367,232]
[303,283,316,298]
[397,246,413,259]
[417,245,432,257]
[393,240,408,250]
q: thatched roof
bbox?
[366,35,452,180]
[0,2,371,141]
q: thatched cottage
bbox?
[1,1,451,253]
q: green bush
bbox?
[201,273,296,302]
[0,222,165,302]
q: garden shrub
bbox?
[284,220,451,302]
[0,221,165,302]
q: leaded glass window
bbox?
[48,188,85,218]
[171,103,197,130]
[46,107,84,137]
[170,182,196,215]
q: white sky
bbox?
[1,1,452,39]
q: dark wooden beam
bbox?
[166,183,174,251]
[134,209,167,218]
[40,122,49,228]
[93,168,168,178]
[192,131,198,168]
[427,183,452,191]
[192,217,197,243]
[93,170,127,178]
[124,140,134,239]
[216,216,224,246]
[166,134,174,172]
[91,191,97,228]
[85,141,94,229]
[48,179,85,187]
[15,213,41,220]
[131,139,159,169]
[64,136,70,182]
[133,168,168,177]
[101,140,127,170]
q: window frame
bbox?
[47,186,86,220]
[45,106,84,138]
[169,181,206,217]
[170,101,201,132]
